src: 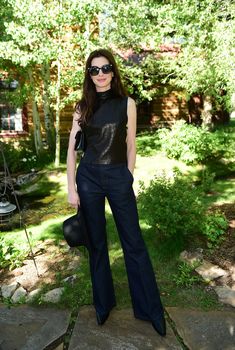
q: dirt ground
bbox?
[0,239,82,292]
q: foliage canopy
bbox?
[0,0,234,160]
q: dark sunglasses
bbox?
[88,64,113,76]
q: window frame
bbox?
[0,79,28,137]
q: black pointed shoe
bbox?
[151,317,166,337]
[96,312,110,325]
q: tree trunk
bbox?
[230,93,235,120]
[54,0,63,167]
[54,59,61,167]
[201,95,213,129]
[41,62,55,153]
[28,68,43,155]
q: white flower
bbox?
[22,158,27,162]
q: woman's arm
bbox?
[126,97,137,175]
[67,110,81,208]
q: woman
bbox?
[67,49,166,336]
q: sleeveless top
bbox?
[82,90,128,164]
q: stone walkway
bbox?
[0,304,235,350]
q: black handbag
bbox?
[62,210,89,248]
[74,130,85,152]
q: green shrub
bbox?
[199,169,216,192]
[138,169,228,245]
[173,262,202,288]
[0,141,36,173]
[0,141,53,173]
[138,169,204,239]
[0,238,28,270]
[158,120,230,164]
[136,131,161,156]
[202,212,228,248]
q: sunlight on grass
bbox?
[139,220,152,230]
[109,248,123,264]
[47,171,68,196]
[0,216,68,246]
[208,178,235,204]
[133,154,199,193]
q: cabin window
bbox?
[0,80,25,133]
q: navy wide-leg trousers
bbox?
[76,161,164,321]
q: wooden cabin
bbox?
[0,79,189,144]
[2,42,227,145]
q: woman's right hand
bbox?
[68,190,80,208]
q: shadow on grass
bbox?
[37,221,64,243]
[136,131,162,156]
[4,170,72,230]
[204,159,235,180]
[203,177,235,206]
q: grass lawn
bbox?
[1,143,234,312]
[0,115,235,312]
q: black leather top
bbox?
[82,90,128,164]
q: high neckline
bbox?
[96,89,113,100]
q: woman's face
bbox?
[89,56,113,92]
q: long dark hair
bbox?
[76,49,127,124]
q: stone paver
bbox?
[11,286,27,303]
[214,286,235,308]
[167,307,235,350]
[1,283,20,298]
[0,304,71,350]
[195,260,227,281]
[68,306,181,350]
[179,249,203,266]
[1,304,235,349]
[41,287,65,303]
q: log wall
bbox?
[1,90,190,143]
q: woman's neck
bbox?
[96,89,113,100]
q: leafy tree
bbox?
[1,0,234,165]
[163,0,235,124]
[0,0,100,164]
[102,0,235,121]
